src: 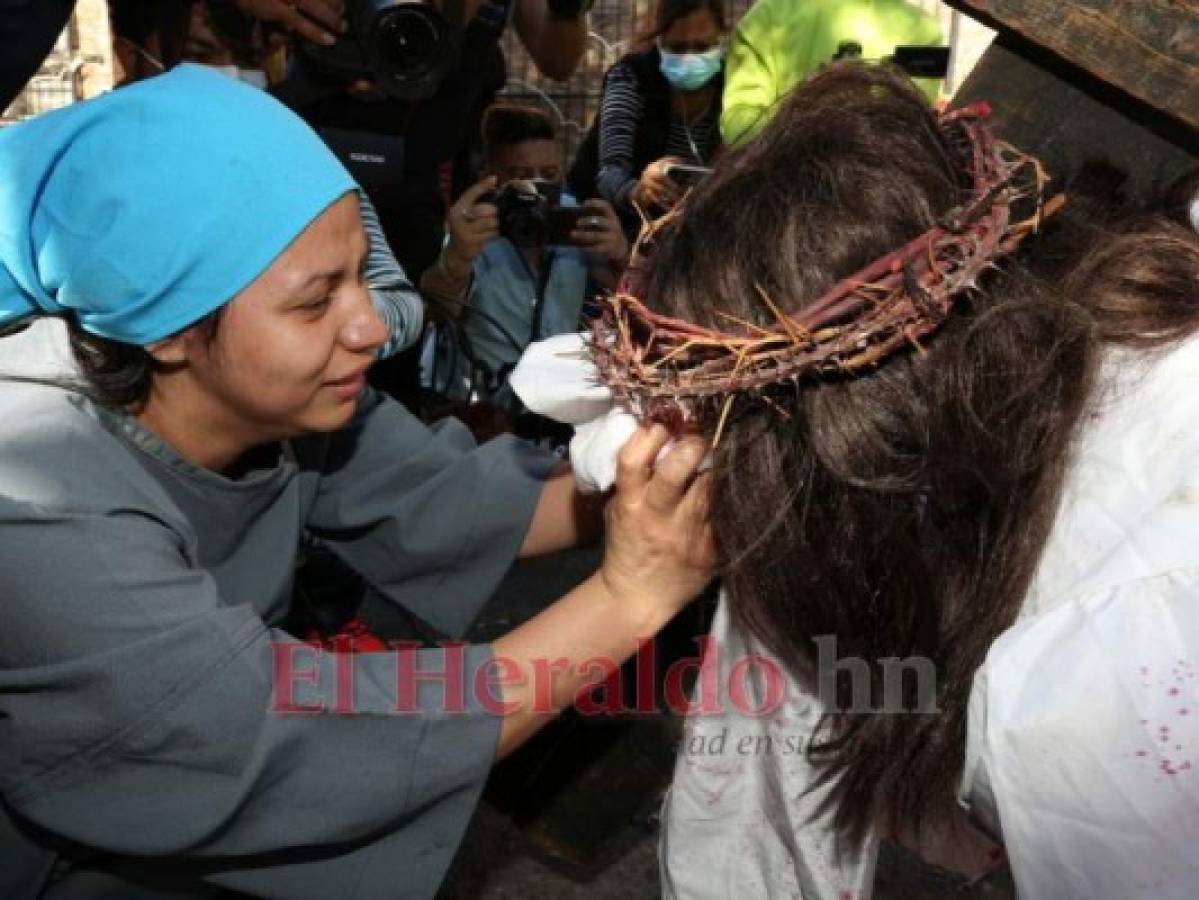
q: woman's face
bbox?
[171,192,388,441]
[659,8,723,55]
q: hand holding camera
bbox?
[445,176,500,275]
[569,199,628,269]
[447,178,626,273]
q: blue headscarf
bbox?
[0,65,355,345]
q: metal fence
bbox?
[2,29,77,121]
[14,74,77,116]
[499,0,756,160]
[499,0,984,161]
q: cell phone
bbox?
[665,163,713,186]
[892,45,950,79]
[547,206,591,244]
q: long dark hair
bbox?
[634,0,727,51]
[643,63,1199,847]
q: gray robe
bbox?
[0,379,557,899]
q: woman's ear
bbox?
[143,332,189,367]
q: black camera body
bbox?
[297,0,466,100]
[488,180,563,248]
[831,41,950,79]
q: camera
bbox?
[487,180,576,248]
[891,46,950,79]
[831,41,950,80]
[297,0,467,100]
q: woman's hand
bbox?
[631,156,686,213]
[570,199,629,270]
[491,424,714,756]
[600,424,715,618]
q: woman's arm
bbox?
[517,463,604,556]
[418,243,474,317]
[595,63,648,214]
[359,193,425,357]
[0,494,500,897]
[496,425,714,755]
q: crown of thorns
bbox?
[589,102,1064,432]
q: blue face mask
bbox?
[658,46,723,91]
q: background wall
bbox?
[1,0,113,122]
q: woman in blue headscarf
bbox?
[0,65,713,899]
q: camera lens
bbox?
[373,5,445,76]
[495,183,551,248]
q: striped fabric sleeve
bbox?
[595,62,645,213]
[358,192,424,359]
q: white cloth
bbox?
[508,332,640,492]
[510,332,713,491]
[661,597,883,899]
[958,338,1199,898]
[511,330,1199,898]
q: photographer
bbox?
[212,0,593,279]
[236,0,589,81]
[248,0,591,404]
[421,104,627,415]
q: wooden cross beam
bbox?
[943,0,1198,130]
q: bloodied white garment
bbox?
[513,331,1199,899]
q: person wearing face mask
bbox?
[566,0,727,235]
[421,103,628,421]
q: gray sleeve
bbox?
[358,192,425,358]
[0,499,501,899]
[298,389,560,638]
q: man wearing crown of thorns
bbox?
[510,61,1199,898]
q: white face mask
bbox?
[201,65,268,91]
[657,44,724,91]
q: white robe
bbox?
[513,331,1199,899]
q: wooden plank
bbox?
[943,0,1199,130]
[954,32,1196,201]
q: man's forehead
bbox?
[495,140,562,169]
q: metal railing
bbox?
[2,27,77,121]
[499,0,756,160]
[497,1,985,160]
